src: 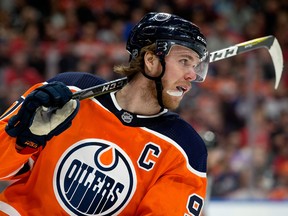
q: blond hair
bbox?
[113,44,156,77]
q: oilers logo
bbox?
[53,139,137,216]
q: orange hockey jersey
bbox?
[0,72,207,215]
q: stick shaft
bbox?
[72,77,127,100]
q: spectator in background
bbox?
[2,50,43,88]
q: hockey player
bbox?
[0,12,209,215]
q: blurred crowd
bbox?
[0,0,287,200]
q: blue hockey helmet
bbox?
[126,12,209,82]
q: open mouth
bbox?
[166,86,186,97]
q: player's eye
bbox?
[180,58,196,68]
[180,59,190,66]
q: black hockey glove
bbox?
[5,81,79,151]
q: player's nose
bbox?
[184,69,197,82]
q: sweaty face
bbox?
[161,45,200,110]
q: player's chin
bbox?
[163,94,182,110]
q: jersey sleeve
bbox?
[0,83,45,180]
[0,72,105,180]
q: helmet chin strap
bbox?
[141,57,166,112]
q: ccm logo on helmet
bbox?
[53,139,136,216]
[197,36,206,45]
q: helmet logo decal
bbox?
[53,139,136,216]
[157,41,168,53]
[153,13,171,21]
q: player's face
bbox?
[161,45,200,110]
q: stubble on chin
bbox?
[142,80,182,111]
[162,90,182,110]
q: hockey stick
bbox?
[209,35,283,89]
[72,35,283,101]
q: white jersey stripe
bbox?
[0,201,21,216]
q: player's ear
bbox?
[144,52,160,76]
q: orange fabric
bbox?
[0,84,206,215]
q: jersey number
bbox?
[186,194,204,216]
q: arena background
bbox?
[0,0,287,215]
